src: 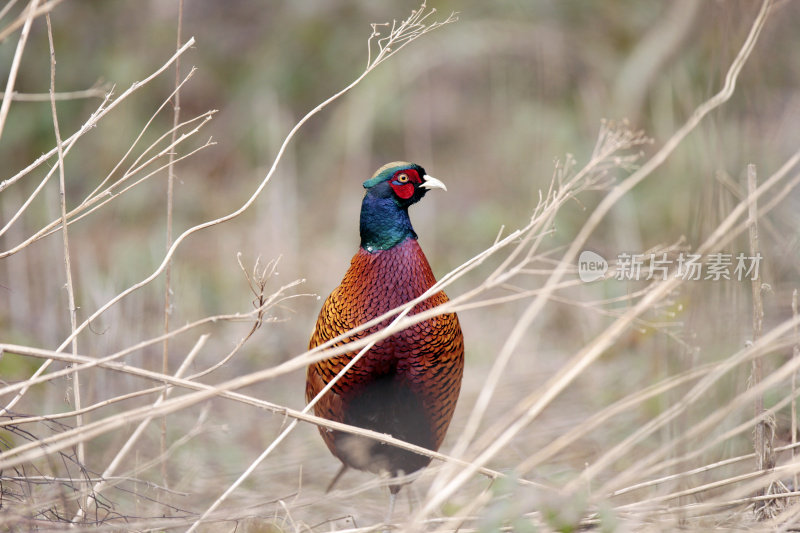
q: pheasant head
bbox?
[359,161,447,252]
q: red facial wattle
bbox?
[389,169,422,199]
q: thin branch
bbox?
[0,0,20,23]
[0,343,548,496]
[81,67,200,204]
[0,0,39,142]
[160,0,185,494]
[0,86,109,101]
[46,12,83,466]
[0,0,61,42]
[72,334,207,523]
[592,321,800,497]
[29,116,215,247]
[0,279,307,401]
[793,288,799,492]
[611,441,800,498]
[747,163,770,508]
[0,83,211,254]
[0,37,196,196]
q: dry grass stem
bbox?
[0,85,109,101]
[0,37,196,195]
[71,335,207,523]
[0,0,39,142]
[0,0,62,42]
[45,10,83,471]
[160,0,185,495]
[794,289,799,492]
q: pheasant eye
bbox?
[396,173,409,183]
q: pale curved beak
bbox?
[420,174,447,192]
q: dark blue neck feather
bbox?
[360,194,416,252]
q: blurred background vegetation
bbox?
[2,0,800,529]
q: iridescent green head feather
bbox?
[363,161,417,189]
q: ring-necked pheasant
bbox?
[306,161,464,510]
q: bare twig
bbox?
[0,279,307,401]
[0,0,20,23]
[794,289,799,492]
[0,78,210,253]
[0,0,39,142]
[616,380,800,495]
[0,343,546,496]
[46,12,83,467]
[0,85,109,101]
[0,38,195,196]
[0,0,61,42]
[160,0,185,495]
[72,335,207,523]
[81,67,200,203]
[747,163,773,519]
[0,40,198,415]
[611,441,800,499]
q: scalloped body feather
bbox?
[306,236,464,481]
